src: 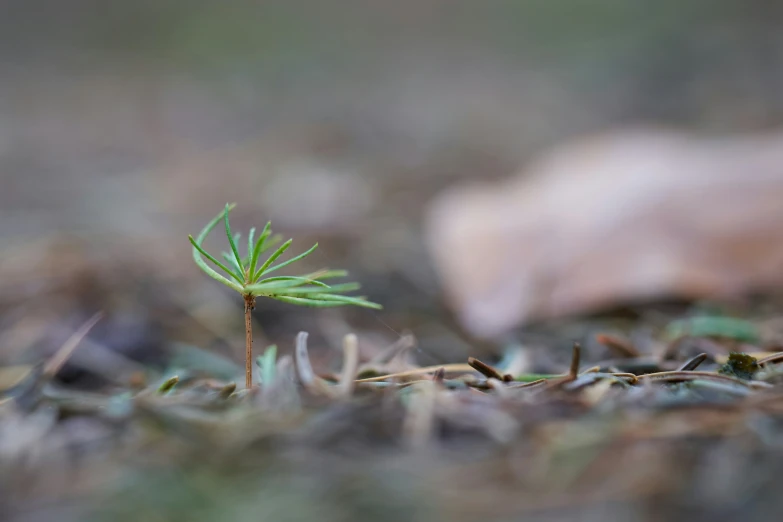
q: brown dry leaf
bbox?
[426,128,783,337]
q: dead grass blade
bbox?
[369,333,416,364]
[506,379,548,389]
[43,312,104,378]
[635,370,755,387]
[758,352,783,366]
[355,364,476,383]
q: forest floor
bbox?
[3,294,783,522]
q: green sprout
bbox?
[189,203,382,389]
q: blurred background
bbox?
[4,1,783,520]
[4,0,783,366]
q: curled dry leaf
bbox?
[426,129,783,337]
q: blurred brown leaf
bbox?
[426,128,783,337]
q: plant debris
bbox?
[4,306,783,522]
[718,352,760,380]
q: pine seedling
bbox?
[189,203,382,389]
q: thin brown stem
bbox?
[244,294,256,389]
[467,357,506,381]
